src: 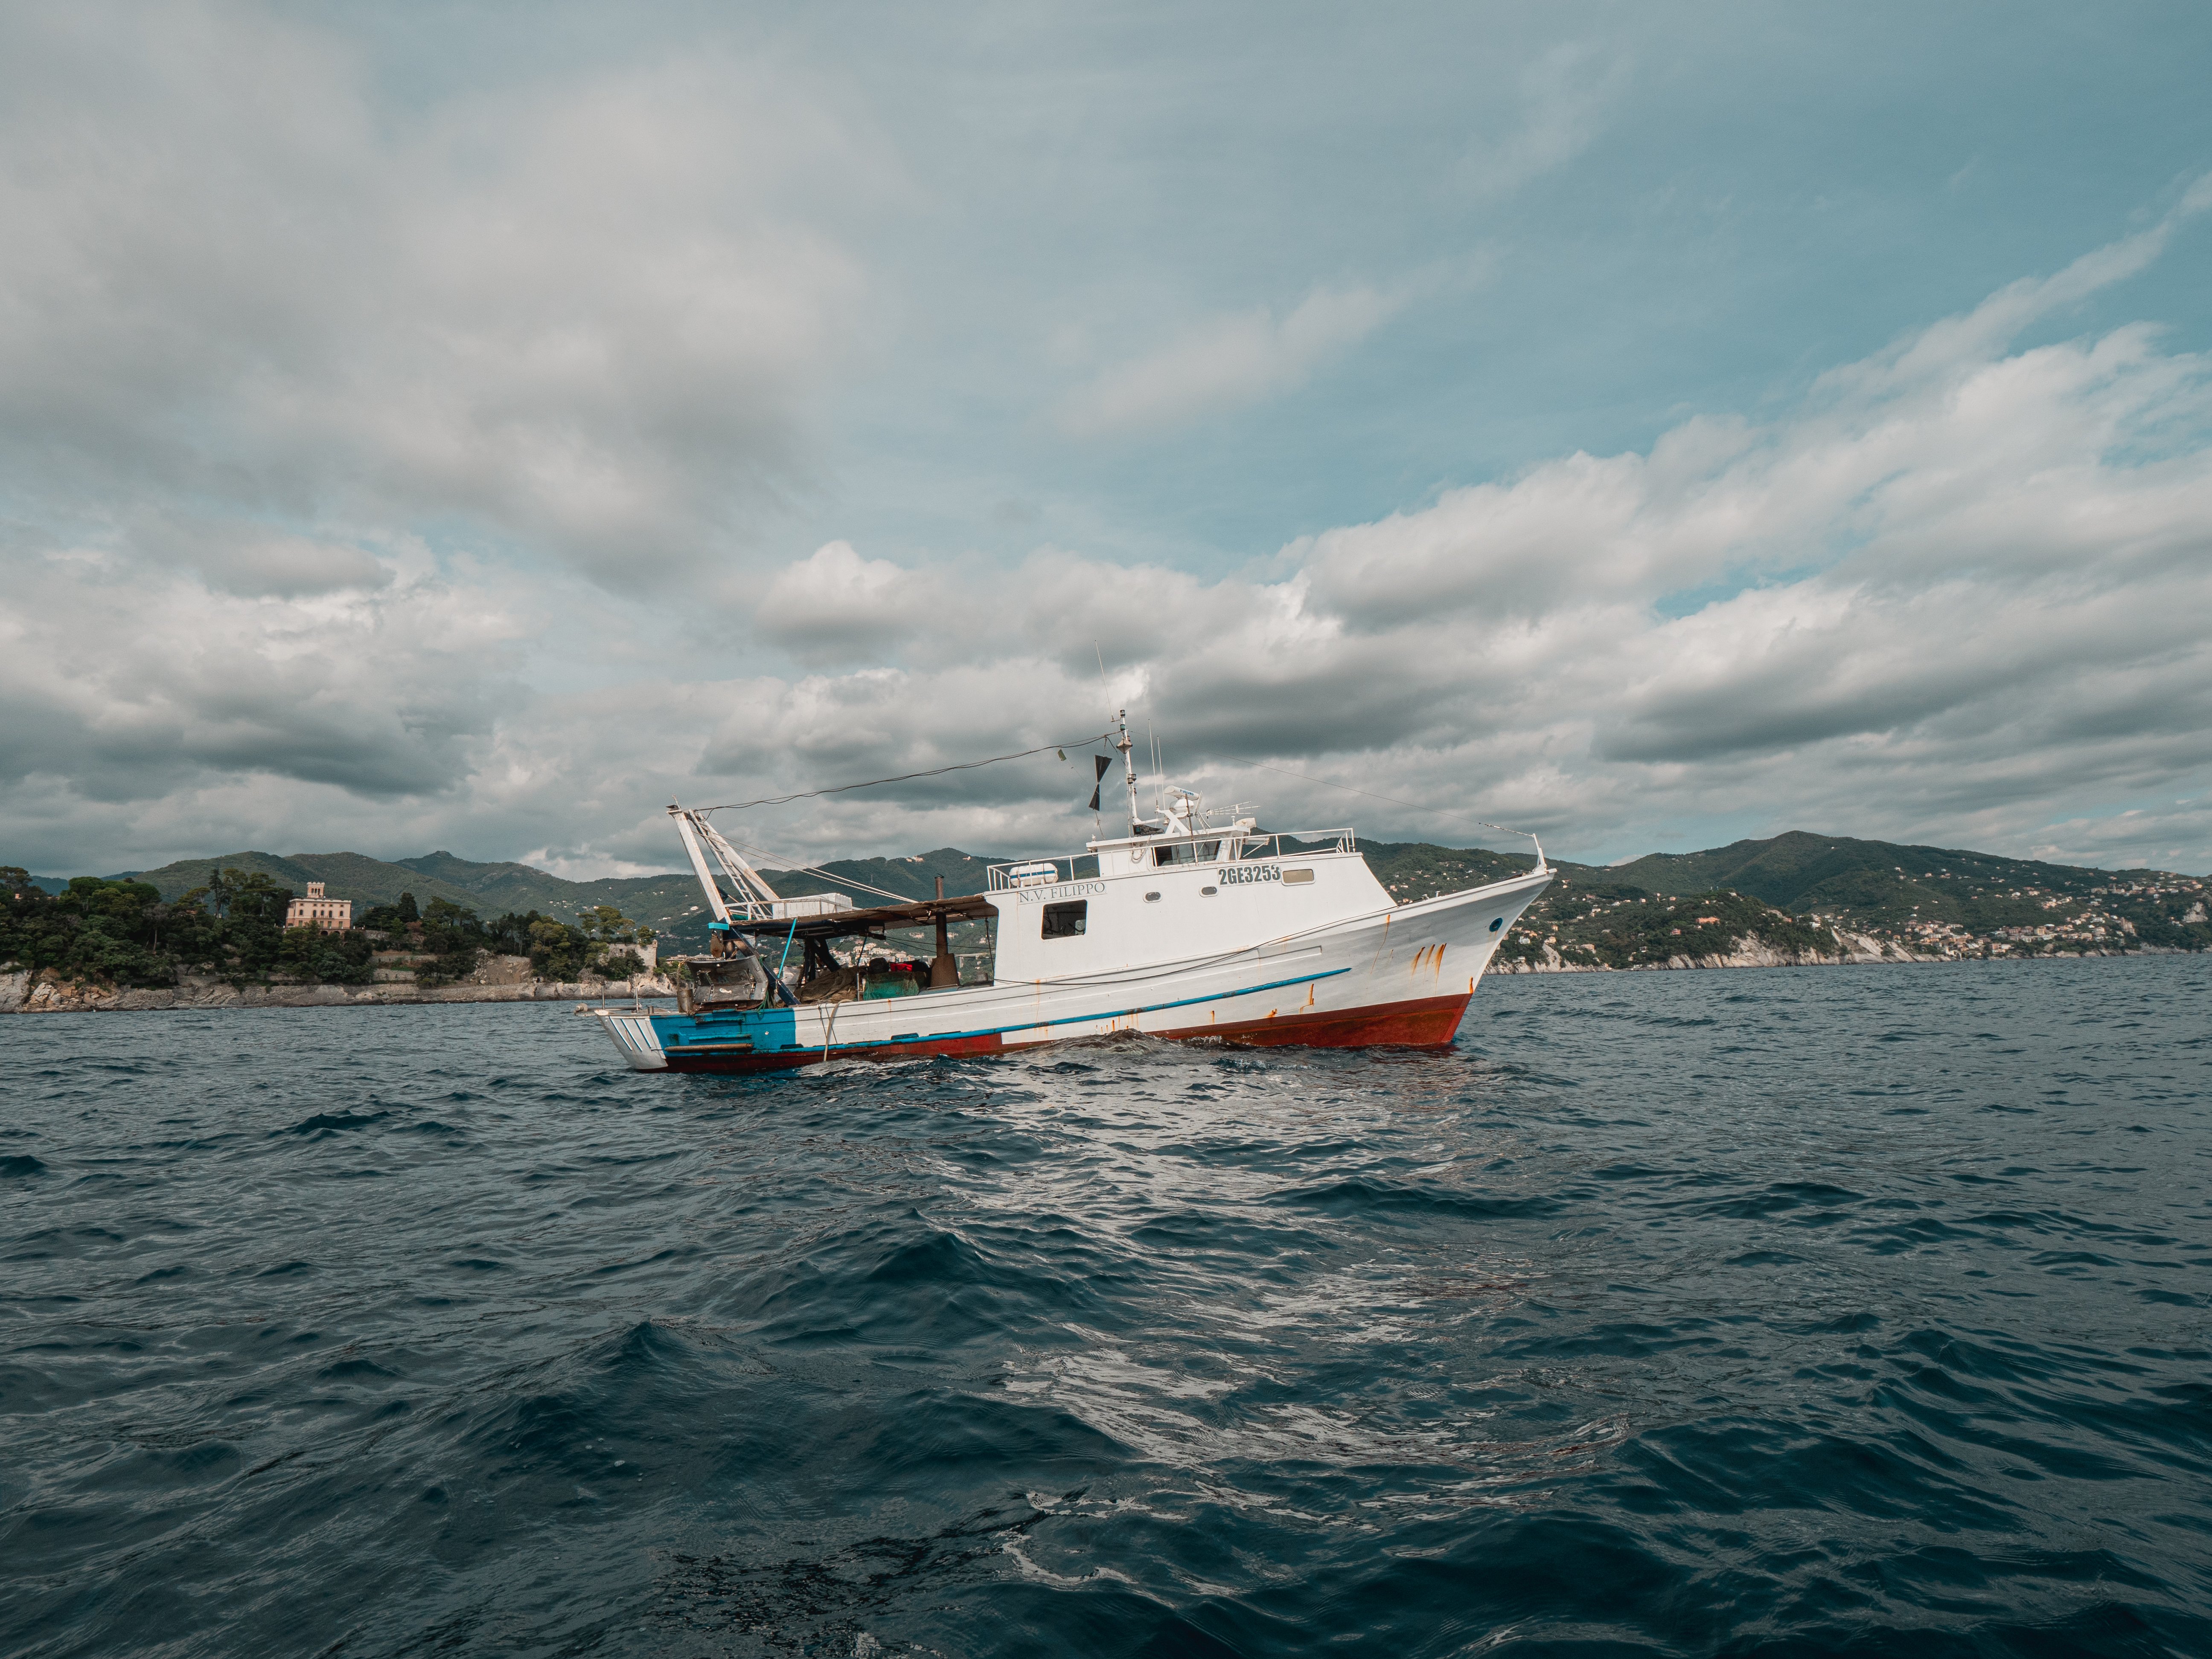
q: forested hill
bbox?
[1609,831,2136,911]
[1601,830,2206,948]
[102,846,1000,949]
[1341,831,2209,962]
[24,828,2207,964]
[111,850,692,927]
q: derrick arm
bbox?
[670,806,732,923]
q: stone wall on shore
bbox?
[0,966,675,1014]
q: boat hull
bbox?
[589,867,1549,1075]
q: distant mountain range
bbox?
[26,829,2206,960]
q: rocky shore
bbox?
[2,961,674,1013]
[1492,930,1936,973]
[5,931,2167,1011]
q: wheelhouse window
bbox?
[1151,840,1222,866]
[1041,900,1088,938]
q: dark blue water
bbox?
[4,958,2209,1657]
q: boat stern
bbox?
[586,1007,669,1070]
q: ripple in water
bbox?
[3,957,2209,1656]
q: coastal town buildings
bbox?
[285,882,352,931]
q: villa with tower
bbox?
[285,882,352,930]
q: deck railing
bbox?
[986,829,1357,890]
[986,855,1096,891]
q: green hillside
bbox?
[1604,830,2208,954]
[120,852,494,914]
[1503,882,1844,969]
[1355,839,1539,901]
[59,827,2209,968]
[108,844,1003,954]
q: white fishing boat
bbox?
[589,715,1551,1073]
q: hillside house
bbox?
[285,882,353,931]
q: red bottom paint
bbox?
[1157,992,1472,1050]
[657,993,1473,1075]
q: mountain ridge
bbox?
[24,830,2204,962]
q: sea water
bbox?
[3,956,2207,1656]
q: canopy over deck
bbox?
[725,893,996,943]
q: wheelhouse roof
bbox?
[727,893,998,941]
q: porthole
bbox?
[1489,917,1503,932]
[1200,885,1218,896]
[1144,891,1162,902]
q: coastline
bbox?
[1,968,675,1014]
[1489,934,2168,972]
[1493,931,1905,973]
[6,940,2183,1011]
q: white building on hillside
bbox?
[286,882,352,930]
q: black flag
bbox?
[1086,754,1111,811]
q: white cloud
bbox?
[0,1,884,591]
[667,207,2212,874]
[3,554,521,781]
[756,541,942,663]
[4,18,2210,883]
[1458,42,1630,199]
[1056,284,1403,439]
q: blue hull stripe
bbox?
[658,966,1350,1053]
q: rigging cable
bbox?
[694,733,1112,814]
[713,834,918,906]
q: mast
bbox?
[1116,708,1140,832]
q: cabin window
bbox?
[1042,900,1087,938]
[1153,839,1222,866]
[1282,868,1315,885]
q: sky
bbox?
[4,0,2212,879]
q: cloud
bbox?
[4,19,2210,884]
[0,1,883,591]
[756,541,942,663]
[1823,171,2212,402]
[1458,43,1629,199]
[672,207,2212,873]
[1056,284,1403,439]
[157,525,393,599]
[2024,797,2212,874]
[0,543,530,836]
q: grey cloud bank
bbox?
[2,3,2209,880]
